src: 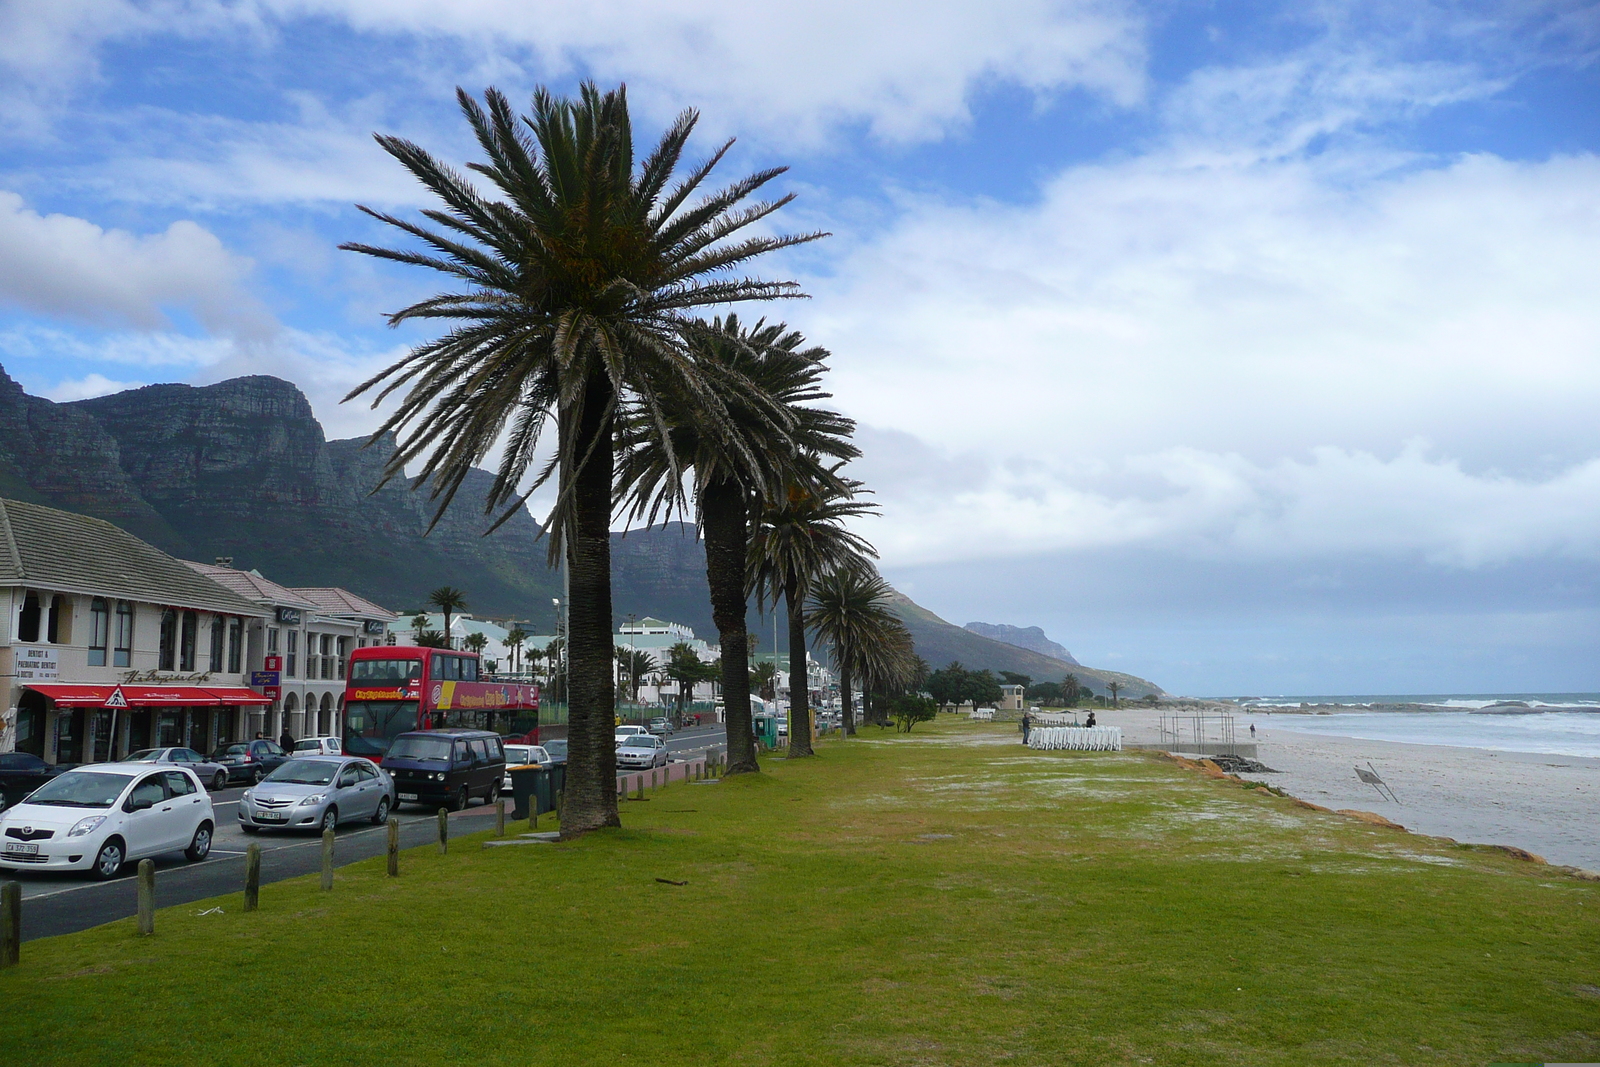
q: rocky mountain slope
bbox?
[963,621,1080,665]
[0,367,1161,689]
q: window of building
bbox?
[336,636,350,679]
[158,610,177,671]
[321,634,335,680]
[228,617,243,673]
[89,598,110,666]
[286,629,298,678]
[114,601,134,667]
[46,595,69,644]
[17,592,40,642]
[179,611,198,672]
[209,617,225,672]
[267,627,279,653]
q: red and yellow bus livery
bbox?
[342,645,539,761]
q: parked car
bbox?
[614,726,647,744]
[501,744,551,794]
[292,737,343,756]
[125,747,232,791]
[210,739,290,784]
[0,751,71,810]
[384,729,506,812]
[239,756,394,834]
[616,734,669,770]
[0,763,214,880]
[541,738,568,766]
[646,717,675,736]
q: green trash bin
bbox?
[509,765,543,820]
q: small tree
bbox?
[889,694,937,733]
[965,669,1003,710]
[926,662,969,708]
[664,642,714,725]
[1107,680,1122,707]
[415,629,449,649]
[505,626,528,675]
[1062,673,1082,706]
[463,632,488,657]
[1026,681,1063,705]
[426,587,468,650]
[751,660,778,702]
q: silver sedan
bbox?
[239,756,396,834]
[125,748,232,792]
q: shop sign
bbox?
[262,686,281,700]
[276,607,302,625]
[362,620,386,635]
[250,670,281,687]
[15,647,58,681]
[264,655,283,671]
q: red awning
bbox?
[204,687,274,706]
[23,684,272,707]
[23,684,113,706]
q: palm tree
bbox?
[751,660,778,702]
[1108,680,1122,707]
[426,587,468,650]
[415,629,450,649]
[463,631,488,661]
[616,648,655,709]
[505,626,528,675]
[806,565,912,737]
[749,478,877,758]
[619,316,857,775]
[663,642,714,725]
[342,84,819,836]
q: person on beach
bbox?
[1250,723,1256,738]
[1021,711,1032,745]
[1085,711,1097,728]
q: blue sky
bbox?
[1,0,1597,695]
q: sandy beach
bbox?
[1107,707,1600,871]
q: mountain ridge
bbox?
[963,621,1081,665]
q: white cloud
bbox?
[818,144,1600,569]
[39,372,147,402]
[0,191,270,334]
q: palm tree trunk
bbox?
[562,373,621,836]
[702,479,758,774]
[786,579,813,758]
[839,658,855,736]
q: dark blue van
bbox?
[383,729,506,811]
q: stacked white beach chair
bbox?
[1027,726,1123,751]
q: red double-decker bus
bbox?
[342,645,540,762]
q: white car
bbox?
[614,725,648,745]
[292,737,342,756]
[0,762,215,880]
[502,744,551,793]
[615,734,669,770]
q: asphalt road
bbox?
[8,725,727,942]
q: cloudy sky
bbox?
[1,1,1597,696]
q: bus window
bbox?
[351,658,424,682]
[461,657,479,681]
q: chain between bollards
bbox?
[386,816,399,876]
[136,858,155,936]
[244,843,261,911]
[320,829,335,891]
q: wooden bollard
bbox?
[136,859,155,935]
[634,776,644,801]
[495,798,506,837]
[386,817,399,877]
[320,829,335,891]
[244,844,261,911]
[437,808,449,854]
[0,881,20,967]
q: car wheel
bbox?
[452,786,468,812]
[211,771,227,791]
[185,822,213,861]
[371,796,391,825]
[241,824,259,834]
[91,838,125,881]
[252,766,267,784]
[320,807,338,833]
[487,780,501,804]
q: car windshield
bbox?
[23,771,134,808]
[215,744,249,758]
[264,760,338,786]
[622,736,656,748]
[125,749,164,761]
[293,741,322,752]
[504,746,532,764]
[387,736,452,761]
[543,740,567,758]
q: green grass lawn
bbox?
[7,717,1598,1066]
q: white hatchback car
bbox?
[0,762,215,880]
[292,736,343,756]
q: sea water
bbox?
[1232,695,1600,759]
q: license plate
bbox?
[398,792,417,801]
[254,811,285,822]
[4,842,39,855]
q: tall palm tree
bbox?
[751,660,778,702]
[748,478,877,758]
[463,631,488,658]
[616,647,655,708]
[806,565,912,737]
[619,316,857,775]
[342,84,820,836]
[426,587,468,650]
[505,625,528,675]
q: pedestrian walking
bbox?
[279,726,295,752]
